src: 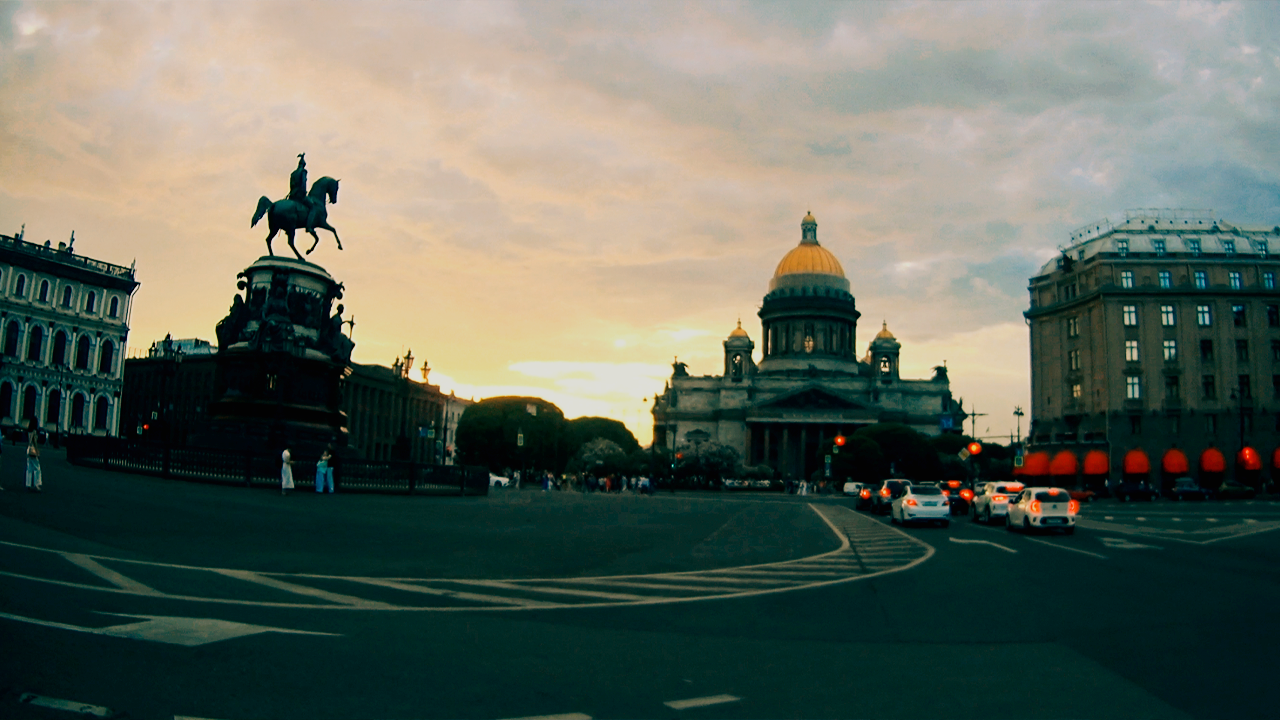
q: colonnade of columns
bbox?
[748,422,863,481]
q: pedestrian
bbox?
[25,432,42,493]
[280,446,294,495]
[315,445,335,493]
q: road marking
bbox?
[499,714,592,720]
[664,694,741,710]
[1100,537,1162,550]
[18,693,118,718]
[948,538,1017,553]
[1171,518,1182,522]
[1135,517,1147,522]
[1207,518,1219,522]
[62,553,158,595]
[1104,516,1114,520]
[346,577,557,607]
[0,611,337,646]
[1245,518,1259,524]
[211,569,396,608]
[456,580,648,601]
[1022,536,1108,559]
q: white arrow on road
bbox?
[948,538,1017,553]
[1099,537,1162,550]
[0,611,339,646]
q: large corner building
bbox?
[653,213,962,481]
[1026,209,1280,485]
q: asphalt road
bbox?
[2,451,1278,719]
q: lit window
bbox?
[1126,375,1141,399]
[1256,240,1269,257]
[1197,305,1212,326]
[1163,340,1177,361]
[1194,271,1208,289]
[1224,239,1236,254]
[1161,305,1175,326]
[1189,238,1202,255]
[1159,271,1172,288]
[1153,239,1167,255]
[1121,271,1134,289]
[1265,272,1275,289]
[1117,239,1129,256]
[1071,383,1082,399]
[1125,340,1140,362]
[1123,305,1138,326]
[1230,272,1242,289]
[1067,317,1079,337]
[1068,349,1080,371]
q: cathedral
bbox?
[652,212,963,481]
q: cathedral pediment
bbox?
[750,384,867,412]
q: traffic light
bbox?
[967,442,983,456]
[834,435,846,447]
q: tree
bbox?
[852,423,943,481]
[829,436,889,484]
[566,416,639,458]
[567,438,628,476]
[455,396,568,473]
[674,440,739,485]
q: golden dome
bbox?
[773,243,845,278]
[729,319,749,338]
[875,321,895,340]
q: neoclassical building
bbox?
[652,213,962,480]
[0,229,138,437]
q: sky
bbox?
[4,1,1280,447]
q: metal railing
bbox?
[65,436,488,496]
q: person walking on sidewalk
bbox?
[280,447,294,496]
[315,445,335,493]
[25,433,42,492]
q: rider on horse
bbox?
[288,153,316,231]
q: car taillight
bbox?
[1068,500,1080,513]
[861,489,871,499]
[941,489,950,496]
[993,494,1007,502]
[960,489,974,500]
[1029,501,1041,513]
[905,498,918,506]
[948,480,961,488]
[880,488,890,497]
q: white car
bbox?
[489,473,512,488]
[971,481,1025,524]
[1006,486,1079,534]
[890,484,951,527]
[843,481,868,497]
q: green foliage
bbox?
[829,436,889,484]
[455,396,567,472]
[851,423,943,481]
[566,416,639,457]
[674,440,739,482]
[567,438,628,476]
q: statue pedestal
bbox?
[190,256,353,457]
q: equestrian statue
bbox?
[252,153,343,260]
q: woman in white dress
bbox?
[281,447,294,495]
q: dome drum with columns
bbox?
[654,213,963,483]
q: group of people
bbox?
[279,444,337,495]
[583,474,652,494]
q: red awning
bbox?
[1122,449,1150,475]
[1083,450,1110,476]
[1238,446,1262,471]
[1022,451,1050,476]
[1161,449,1189,475]
[1012,462,1024,476]
[1200,448,1226,473]
[1050,450,1078,476]
[1273,447,1280,469]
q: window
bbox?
[1121,271,1134,288]
[1153,239,1167,255]
[1067,317,1079,337]
[1071,383,1082,399]
[1159,270,1172,288]
[1062,283,1077,300]
[1068,349,1080,371]
[1123,305,1138,326]
[1202,339,1215,361]
[61,287,73,308]
[1189,238,1202,255]
[98,339,115,375]
[2,321,18,357]
[70,393,86,429]
[85,291,97,314]
[108,297,119,318]
[1223,239,1236,254]
[1161,305,1176,326]
[1194,271,1208,289]
[1273,340,1280,361]
[1239,375,1252,399]
[1203,375,1217,399]
[25,325,43,362]
[94,396,109,431]
[1230,272,1242,290]
[52,331,67,366]
[1125,340,1140,362]
[14,274,26,297]
[75,335,90,370]
[1274,375,1280,400]
[1237,339,1249,362]
[1163,340,1177,361]
[1207,414,1217,433]
[1165,375,1180,399]
[1268,305,1279,328]
[1117,239,1129,256]
[45,389,60,425]
[1265,272,1276,289]
[1233,305,1247,327]
[1130,415,1142,434]
[38,280,49,302]
[1257,240,1270,257]
[1126,376,1141,399]
[1198,305,1213,326]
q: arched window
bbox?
[98,339,115,374]
[38,280,49,302]
[26,325,43,362]
[85,291,97,314]
[15,274,26,297]
[70,393,86,429]
[61,286,73,308]
[3,321,19,357]
[45,389,61,426]
[108,296,119,318]
[21,385,38,424]
[75,335,91,370]
[52,331,68,367]
[0,381,13,419]
[94,396,109,431]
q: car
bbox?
[1068,488,1097,504]
[843,481,868,497]
[1006,486,1079,534]
[872,479,913,515]
[1215,479,1258,500]
[970,481,1025,524]
[489,473,512,488]
[1167,477,1212,501]
[1111,479,1157,502]
[890,484,951,527]
[938,479,975,515]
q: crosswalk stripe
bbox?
[457,580,647,601]
[346,577,557,608]
[212,570,397,608]
[62,553,159,595]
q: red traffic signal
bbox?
[967,442,983,455]
[834,435,846,447]
[676,452,683,460]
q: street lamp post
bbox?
[1229,384,1248,484]
[1013,406,1024,448]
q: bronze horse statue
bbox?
[252,176,342,259]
